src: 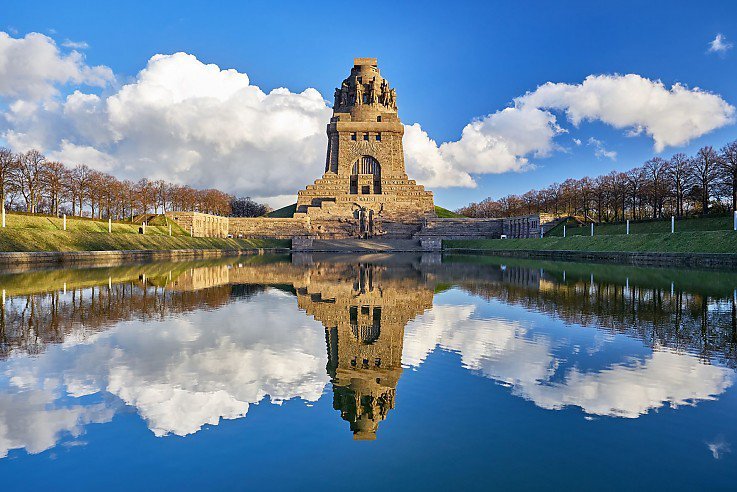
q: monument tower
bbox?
[295,58,436,238]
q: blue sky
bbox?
[2,0,737,209]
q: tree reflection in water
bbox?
[0,253,736,455]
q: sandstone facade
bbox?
[165,59,567,244]
[165,211,228,238]
[294,58,435,238]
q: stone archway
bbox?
[350,155,382,195]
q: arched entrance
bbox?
[350,156,382,194]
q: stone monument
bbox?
[294,58,436,238]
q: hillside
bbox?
[545,214,733,237]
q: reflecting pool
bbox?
[1,253,737,490]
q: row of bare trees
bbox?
[458,141,737,221]
[0,148,237,219]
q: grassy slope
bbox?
[435,205,465,218]
[3,212,188,235]
[546,214,733,237]
[445,231,737,254]
[0,212,288,252]
[265,203,297,218]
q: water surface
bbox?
[1,253,736,490]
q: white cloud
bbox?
[61,39,89,50]
[403,123,475,188]
[0,288,330,453]
[0,31,734,201]
[572,138,582,146]
[0,390,113,458]
[404,303,734,418]
[587,137,617,161]
[517,74,735,152]
[707,437,731,459]
[708,33,733,54]
[0,32,112,101]
[437,105,563,175]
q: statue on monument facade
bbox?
[354,81,364,106]
[369,78,379,105]
[340,81,349,106]
[380,80,389,106]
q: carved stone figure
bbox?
[334,88,341,107]
[389,88,397,110]
[340,81,349,106]
[354,81,364,106]
[369,78,379,105]
[380,80,389,106]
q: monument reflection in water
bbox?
[1,253,737,488]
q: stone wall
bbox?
[229,217,309,239]
[418,218,503,240]
[165,212,228,238]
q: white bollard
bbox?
[591,223,594,237]
[1,204,5,228]
[734,211,737,231]
[626,219,630,235]
[563,225,566,238]
[190,226,193,237]
[63,214,67,231]
[142,222,146,234]
[671,216,674,234]
[168,224,172,236]
[108,218,112,233]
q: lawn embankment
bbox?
[435,206,465,218]
[265,203,298,217]
[2,211,188,235]
[0,229,289,252]
[445,231,737,254]
[546,214,733,236]
[0,211,289,253]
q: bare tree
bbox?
[16,150,47,213]
[668,153,691,217]
[0,147,16,208]
[42,161,68,215]
[720,140,737,212]
[643,157,671,218]
[691,146,721,214]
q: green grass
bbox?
[546,214,733,237]
[445,230,737,254]
[0,228,290,252]
[2,212,188,235]
[265,203,297,218]
[435,205,465,218]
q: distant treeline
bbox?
[458,140,737,221]
[0,147,271,219]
